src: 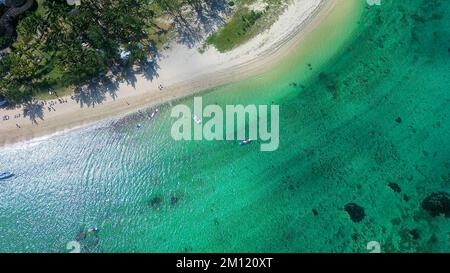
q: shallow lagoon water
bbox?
[0,0,449,252]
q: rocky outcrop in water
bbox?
[0,0,36,49]
[421,191,450,217]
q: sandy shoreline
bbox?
[0,0,337,147]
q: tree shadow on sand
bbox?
[72,53,163,108]
[194,0,230,34]
[72,76,119,108]
[174,0,230,48]
[138,42,161,81]
[136,59,160,81]
[22,100,44,124]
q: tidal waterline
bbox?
[1,0,449,252]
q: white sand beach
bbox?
[0,0,336,146]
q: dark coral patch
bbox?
[403,194,410,202]
[421,192,450,217]
[149,196,163,209]
[388,182,402,193]
[344,203,366,223]
[170,194,179,206]
[409,229,420,240]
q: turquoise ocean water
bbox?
[0,0,449,252]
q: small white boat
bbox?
[149,109,159,119]
[0,172,14,180]
[239,139,252,145]
[193,115,202,125]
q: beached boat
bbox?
[0,172,14,180]
[149,109,159,119]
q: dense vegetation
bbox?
[206,8,263,52]
[206,0,285,52]
[0,0,206,103]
